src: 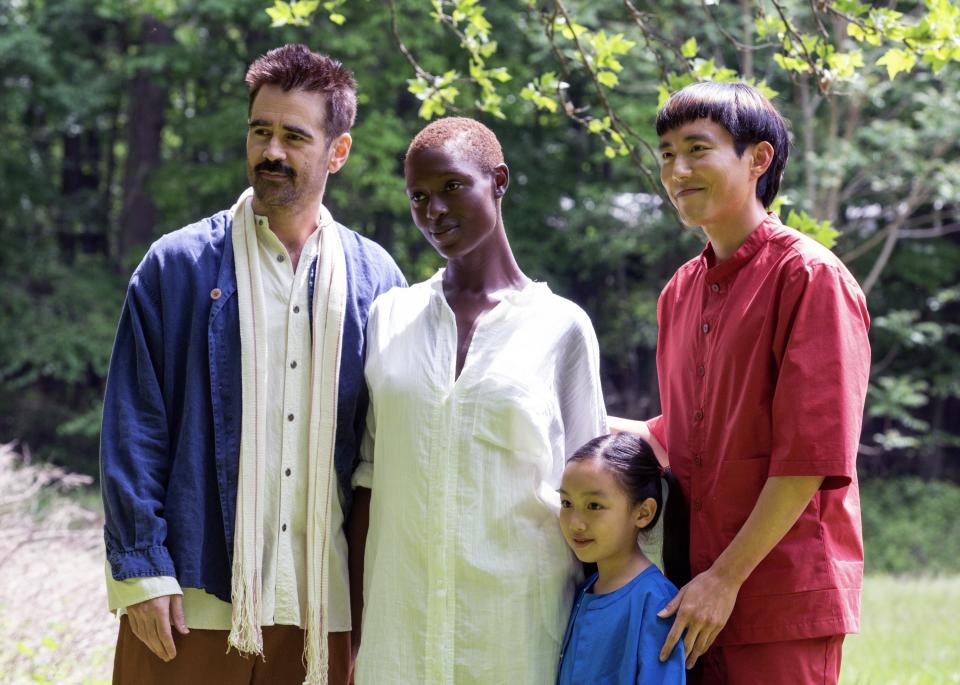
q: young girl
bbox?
[557,433,689,685]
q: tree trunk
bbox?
[118,16,172,258]
[739,0,753,80]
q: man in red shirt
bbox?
[619,82,871,684]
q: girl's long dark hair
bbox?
[569,433,691,588]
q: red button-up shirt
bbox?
[648,214,870,645]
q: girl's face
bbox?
[558,457,655,569]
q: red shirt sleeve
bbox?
[769,262,871,489]
[646,414,667,455]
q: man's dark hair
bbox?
[245,44,357,139]
[655,81,790,208]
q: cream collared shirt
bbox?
[354,271,607,684]
[106,214,351,632]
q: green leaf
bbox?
[773,52,811,74]
[265,2,295,27]
[291,0,319,18]
[681,37,698,59]
[784,209,840,248]
[877,47,917,79]
[597,71,618,88]
[657,84,671,108]
[827,50,865,79]
[329,12,345,25]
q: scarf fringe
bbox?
[302,611,329,685]
[228,562,264,656]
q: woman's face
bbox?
[404,145,506,261]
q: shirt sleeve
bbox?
[637,590,686,685]
[769,263,871,488]
[353,298,383,491]
[105,561,182,612]
[100,249,178,581]
[353,402,375,490]
[646,415,667,453]
[555,308,608,458]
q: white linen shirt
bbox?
[353,271,607,685]
[106,215,351,632]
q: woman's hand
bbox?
[606,416,667,466]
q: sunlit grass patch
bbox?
[842,575,960,685]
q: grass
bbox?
[842,576,960,684]
[0,466,956,684]
[2,570,956,684]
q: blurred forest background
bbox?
[1,0,959,681]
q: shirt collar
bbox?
[428,268,550,306]
[701,212,781,284]
[253,213,321,261]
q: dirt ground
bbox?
[0,446,118,685]
[0,520,117,684]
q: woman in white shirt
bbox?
[349,117,607,684]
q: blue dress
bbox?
[556,565,686,685]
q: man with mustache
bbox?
[100,44,404,685]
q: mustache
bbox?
[255,160,296,177]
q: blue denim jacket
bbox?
[100,210,405,601]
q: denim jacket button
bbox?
[210,288,222,300]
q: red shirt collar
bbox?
[701,213,781,284]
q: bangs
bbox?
[656,82,774,143]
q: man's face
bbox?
[246,84,351,214]
[403,145,506,261]
[658,118,759,233]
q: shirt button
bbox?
[711,283,720,293]
[285,468,292,476]
[694,409,704,422]
[281,523,287,532]
[693,498,703,511]
[693,454,703,466]
[293,305,300,314]
[702,322,710,334]
[696,365,705,377]
[287,413,295,421]
[277,254,286,262]
[210,288,222,300]
[290,360,298,369]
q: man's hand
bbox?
[657,569,740,669]
[126,594,189,661]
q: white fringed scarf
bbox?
[228,187,346,685]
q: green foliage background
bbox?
[1,0,958,568]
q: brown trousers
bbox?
[113,616,352,685]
